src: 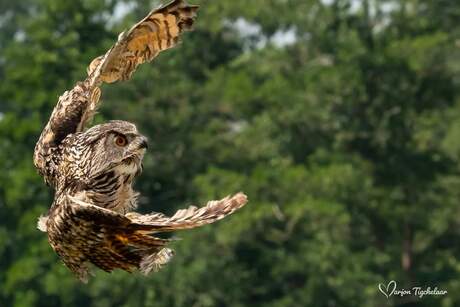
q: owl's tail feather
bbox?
[129,193,248,233]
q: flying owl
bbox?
[33,0,248,282]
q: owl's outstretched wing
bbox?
[34,0,198,184]
[87,0,198,85]
[46,193,247,282]
[128,193,248,231]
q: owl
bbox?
[33,0,248,282]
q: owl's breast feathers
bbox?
[84,168,140,214]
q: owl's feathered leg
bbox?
[139,248,175,275]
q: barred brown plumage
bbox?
[33,0,248,282]
[87,0,199,84]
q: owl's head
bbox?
[77,120,148,180]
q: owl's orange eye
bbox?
[114,135,128,147]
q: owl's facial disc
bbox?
[83,121,149,179]
[89,131,148,178]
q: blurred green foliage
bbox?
[1,0,460,306]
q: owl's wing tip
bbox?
[233,192,248,204]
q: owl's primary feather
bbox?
[33,0,248,282]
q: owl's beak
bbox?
[138,137,149,150]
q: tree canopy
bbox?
[1,0,460,306]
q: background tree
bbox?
[1,0,459,306]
